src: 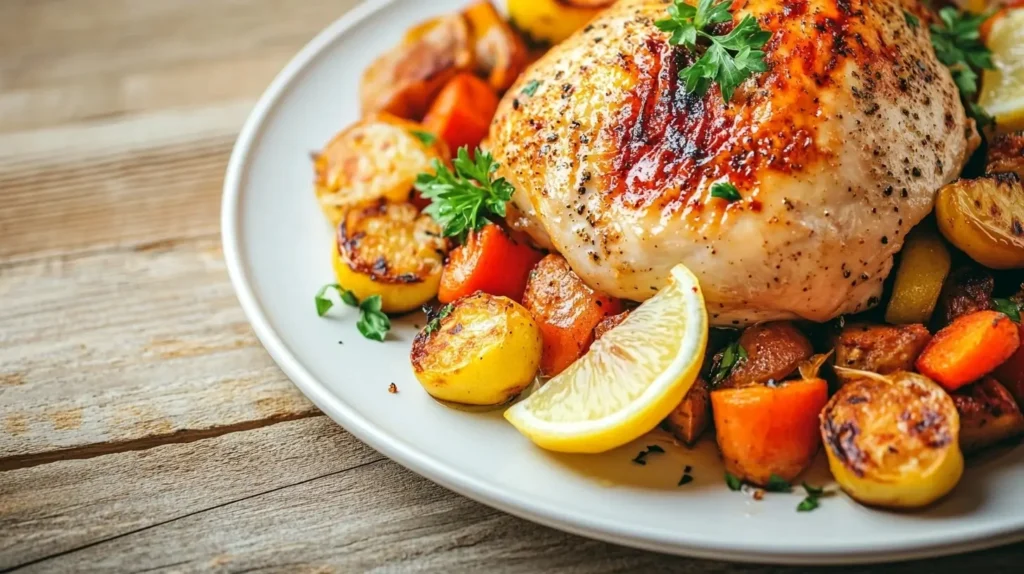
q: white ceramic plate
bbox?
[222,0,1024,564]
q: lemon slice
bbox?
[979,8,1024,132]
[504,264,708,453]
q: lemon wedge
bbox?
[504,264,708,453]
[979,8,1024,132]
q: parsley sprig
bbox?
[993,298,1023,323]
[711,340,748,386]
[930,7,993,98]
[415,147,514,242]
[315,283,391,342]
[656,0,772,102]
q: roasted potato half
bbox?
[822,370,964,509]
[334,202,447,314]
[936,172,1024,270]
[464,1,529,92]
[314,114,448,225]
[360,14,474,119]
[411,293,542,406]
[953,377,1024,454]
[662,377,711,446]
[507,0,613,45]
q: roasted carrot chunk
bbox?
[916,310,1021,392]
[423,73,499,155]
[522,254,622,377]
[438,224,543,304]
[711,378,829,485]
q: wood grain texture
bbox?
[3,416,1020,573]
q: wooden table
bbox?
[0,1,1020,571]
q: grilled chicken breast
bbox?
[490,0,977,326]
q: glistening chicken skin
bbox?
[490,0,978,326]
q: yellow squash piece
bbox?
[979,8,1024,133]
[504,264,708,453]
[935,173,1024,269]
[411,293,543,406]
[885,225,952,324]
[334,201,447,314]
[506,0,613,46]
[822,369,964,509]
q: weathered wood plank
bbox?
[3,415,1020,572]
[0,237,317,466]
[0,416,383,569]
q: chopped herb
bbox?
[969,102,995,131]
[802,481,825,497]
[415,148,515,242]
[764,474,792,493]
[356,295,391,342]
[797,496,820,512]
[632,444,666,465]
[711,182,742,202]
[521,80,541,96]
[904,10,920,30]
[678,473,694,486]
[711,341,748,386]
[315,283,358,317]
[725,471,743,491]
[655,0,772,102]
[993,298,1022,323]
[930,7,994,98]
[410,130,437,146]
[424,303,455,335]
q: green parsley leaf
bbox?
[424,303,455,335]
[711,182,742,202]
[356,295,391,342]
[711,340,748,386]
[632,444,666,465]
[520,80,541,97]
[797,496,820,512]
[315,283,358,317]
[993,298,1022,323]
[725,471,743,491]
[410,130,437,146]
[657,0,771,102]
[765,474,792,493]
[802,481,825,497]
[678,473,694,486]
[930,7,994,98]
[415,147,515,242]
[968,102,996,130]
[904,10,920,30]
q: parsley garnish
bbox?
[903,10,920,30]
[711,341,748,386]
[415,147,515,242]
[315,283,358,316]
[424,303,455,335]
[724,471,743,491]
[710,182,742,202]
[521,80,541,96]
[994,298,1022,323]
[797,482,832,512]
[655,0,772,102]
[410,130,437,146]
[930,7,994,98]
[315,284,390,342]
[632,444,665,465]
[764,474,792,493]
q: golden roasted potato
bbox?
[360,14,474,119]
[884,225,951,325]
[935,172,1024,269]
[952,377,1024,454]
[314,113,448,225]
[411,293,542,406]
[464,1,529,92]
[834,323,931,376]
[507,0,613,45]
[334,201,447,314]
[822,369,964,509]
[987,131,1024,179]
[662,377,710,445]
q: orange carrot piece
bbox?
[438,224,543,304]
[711,378,829,485]
[423,73,499,155]
[522,254,623,377]
[916,310,1021,392]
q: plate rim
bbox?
[220,0,1024,564]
